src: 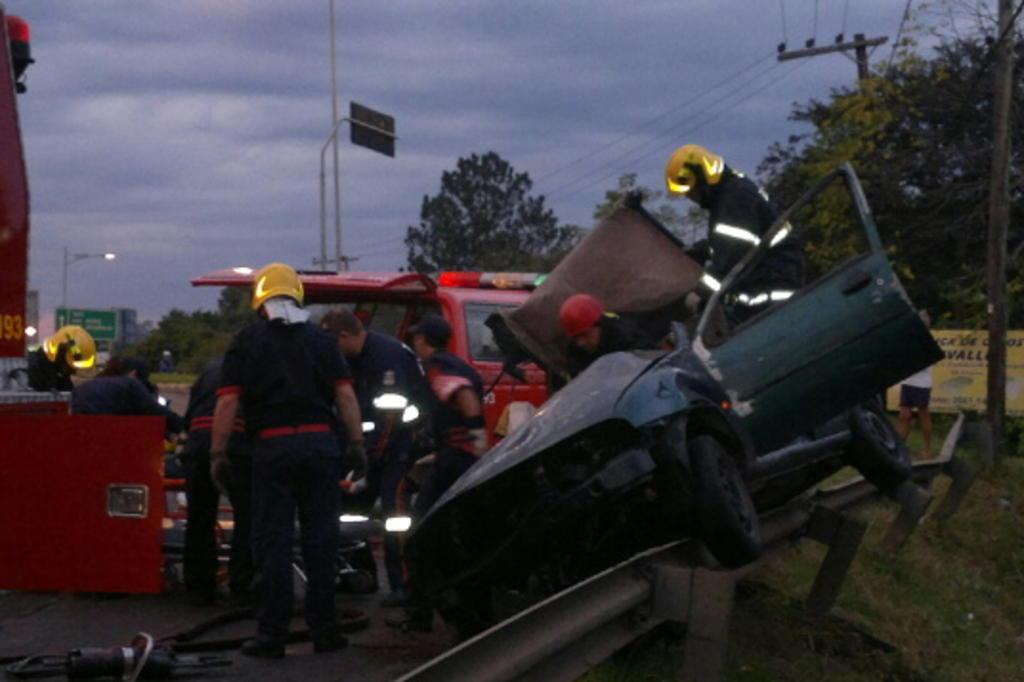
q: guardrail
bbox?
[399,414,971,682]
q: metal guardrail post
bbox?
[679,568,737,682]
[803,506,867,615]
[935,457,976,521]
[881,480,934,553]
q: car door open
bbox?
[695,163,942,453]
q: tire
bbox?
[690,435,762,568]
[843,402,911,492]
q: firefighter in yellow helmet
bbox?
[665,144,804,316]
[26,325,96,391]
[210,262,366,657]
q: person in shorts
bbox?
[897,310,934,457]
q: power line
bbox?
[533,50,776,185]
[550,60,808,206]
[885,0,914,76]
[543,58,783,201]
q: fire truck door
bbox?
[0,415,165,593]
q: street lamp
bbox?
[62,247,116,309]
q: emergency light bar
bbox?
[437,271,547,290]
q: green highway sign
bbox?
[55,308,118,341]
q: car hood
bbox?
[428,350,669,514]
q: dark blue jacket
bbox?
[422,351,484,455]
[71,375,184,436]
[220,319,351,435]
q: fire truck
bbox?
[0,8,177,595]
[0,9,548,595]
[191,268,548,439]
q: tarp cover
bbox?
[499,206,702,376]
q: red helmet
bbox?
[559,294,604,338]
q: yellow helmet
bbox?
[44,325,97,370]
[664,144,726,197]
[251,262,304,310]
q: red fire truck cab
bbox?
[192,268,549,439]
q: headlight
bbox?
[373,393,409,410]
[401,405,420,423]
[340,514,370,523]
[157,396,168,406]
[361,421,376,433]
[385,516,412,533]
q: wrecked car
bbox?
[405,163,943,634]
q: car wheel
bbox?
[843,401,911,492]
[690,435,762,568]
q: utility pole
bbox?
[985,0,1015,463]
[778,33,888,82]
[328,0,344,271]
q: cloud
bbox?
[15,0,915,326]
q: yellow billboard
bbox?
[887,330,1024,415]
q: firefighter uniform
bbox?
[665,144,805,318]
[27,325,96,392]
[26,347,73,391]
[345,330,428,593]
[566,314,659,377]
[219,316,357,653]
[413,350,486,517]
[701,171,805,310]
[181,358,253,606]
[560,294,663,378]
[71,374,184,436]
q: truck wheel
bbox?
[843,402,911,492]
[690,435,762,568]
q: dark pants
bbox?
[413,448,478,519]
[183,432,253,599]
[347,427,412,591]
[251,432,341,644]
[403,447,478,627]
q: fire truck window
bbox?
[354,303,409,337]
[464,303,509,363]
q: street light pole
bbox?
[328,0,343,271]
[62,248,116,311]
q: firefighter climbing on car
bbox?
[664,143,805,318]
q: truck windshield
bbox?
[464,302,512,362]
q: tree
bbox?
[591,173,705,245]
[127,288,255,373]
[405,152,579,273]
[757,11,1024,328]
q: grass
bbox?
[151,372,197,385]
[582,418,1024,681]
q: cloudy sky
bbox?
[15,1,918,332]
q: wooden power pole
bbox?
[986,0,1016,463]
[778,33,888,82]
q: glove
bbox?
[340,471,368,495]
[344,441,368,481]
[470,428,488,457]
[209,455,233,497]
[686,239,711,264]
